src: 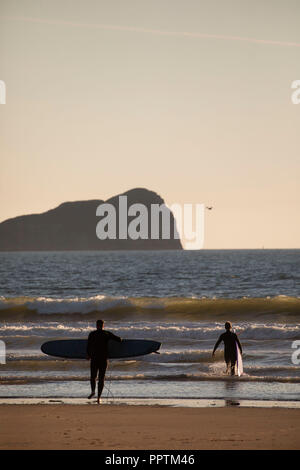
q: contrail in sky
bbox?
[1,15,300,48]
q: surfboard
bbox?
[236,341,243,376]
[41,339,161,359]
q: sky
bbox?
[0,0,299,248]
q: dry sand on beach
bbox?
[1,404,300,450]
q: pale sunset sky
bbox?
[0,0,299,248]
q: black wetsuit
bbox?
[87,329,121,398]
[213,330,242,375]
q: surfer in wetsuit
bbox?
[212,321,242,376]
[87,319,122,404]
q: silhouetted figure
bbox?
[212,321,242,375]
[87,319,121,404]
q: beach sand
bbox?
[1,404,300,450]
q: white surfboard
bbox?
[236,341,243,376]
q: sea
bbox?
[0,249,299,407]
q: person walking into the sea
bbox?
[87,319,122,404]
[212,321,242,376]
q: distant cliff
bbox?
[0,188,182,251]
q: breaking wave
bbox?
[0,295,299,321]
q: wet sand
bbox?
[1,404,300,449]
